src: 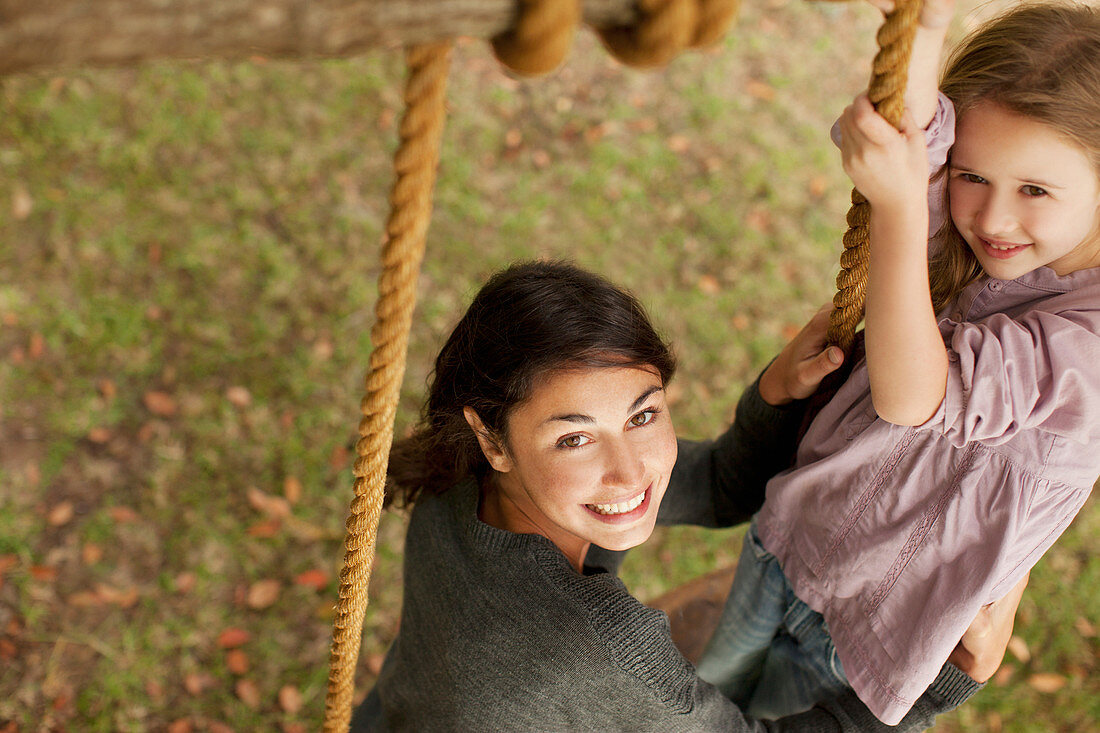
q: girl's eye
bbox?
[1021,185,1047,197]
[958,172,986,184]
[629,409,659,428]
[557,434,590,449]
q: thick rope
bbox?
[825,0,922,350]
[322,41,452,733]
[595,0,741,69]
[491,0,582,76]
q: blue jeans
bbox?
[696,520,850,719]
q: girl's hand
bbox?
[948,573,1029,683]
[759,305,845,406]
[838,94,928,213]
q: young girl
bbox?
[349,260,998,731]
[698,0,1100,724]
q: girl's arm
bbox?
[841,97,947,425]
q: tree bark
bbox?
[0,0,640,76]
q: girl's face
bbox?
[949,101,1100,280]
[472,365,677,569]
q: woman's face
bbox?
[474,365,677,567]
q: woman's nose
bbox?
[602,440,646,489]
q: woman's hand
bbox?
[838,94,928,214]
[948,573,1030,683]
[758,305,844,406]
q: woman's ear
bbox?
[462,407,513,473]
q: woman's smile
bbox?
[585,485,651,521]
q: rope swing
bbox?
[322,1,922,729]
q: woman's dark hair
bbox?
[385,260,676,507]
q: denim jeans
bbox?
[696,519,850,720]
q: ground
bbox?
[1,0,1096,730]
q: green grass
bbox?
[2,0,1095,729]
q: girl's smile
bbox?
[948,101,1100,280]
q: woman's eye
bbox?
[959,173,986,184]
[1021,185,1047,197]
[629,409,658,427]
[557,434,589,449]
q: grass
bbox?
[1,0,1096,729]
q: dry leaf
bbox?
[1074,617,1096,638]
[0,638,17,660]
[143,391,178,416]
[226,386,252,408]
[278,684,303,714]
[666,134,691,153]
[207,722,235,733]
[0,555,17,575]
[746,79,777,101]
[167,719,193,733]
[97,378,117,399]
[12,186,33,220]
[109,506,139,523]
[246,579,280,609]
[697,274,721,295]
[247,519,282,538]
[47,501,75,526]
[82,543,103,565]
[504,128,522,148]
[246,487,291,519]
[145,680,165,701]
[236,679,261,708]
[29,565,58,581]
[294,569,329,591]
[87,427,112,444]
[67,591,106,607]
[95,584,139,608]
[183,672,213,696]
[1027,672,1067,693]
[226,649,250,675]
[174,571,197,594]
[28,333,45,359]
[283,476,302,505]
[531,149,551,168]
[1007,635,1030,663]
[216,628,251,649]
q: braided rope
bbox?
[596,0,741,69]
[491,0,582,76]
[322,41,452,733]
[826,0,922,350]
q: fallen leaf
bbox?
[25,461,41,486]
[109,506,139,523]
[294,569,329,591]
[28,333,45,359]
[67,591,106,607]
[0,555,17,574]
[247,519,282,538]
[1027,672,1067,693]
[29,565,58,581]
[246,487,291,519]
[47,501,74,526]
[206,722,235,733]
[731,313,750,331]
[143,391,178,417]
[216,628,251,649]
[278,684,303,714]
[746,208,772,233]
[531,149,551,168]
[226,386,252,408]
[330,444,350,472]
[82,543,103,565]
[183,672,214,696]
[236,679,261,708]
[312,338,334,361]
[246,579,280,609]
[97,379,117,400]
[1074,617,1096,638]
[174,571,197,594]
[87,427,112,444]
[95,584,139,608]
[666,134,691,153]
[504,128,522,148]
[167,719,193,733]
[226,648,249,675]
[146,680,165,701]
[1007,635,1030,663]
[697,274,721,295]
[283,476,302,504]
[12,186,33,220]
[746,79,777,101]
[0,639,18,660]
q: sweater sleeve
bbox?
[658,378,805,528]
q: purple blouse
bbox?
[758,96,1100,724]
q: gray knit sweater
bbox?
[352,386,979,731]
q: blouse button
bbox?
[988,280,1003,291]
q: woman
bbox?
[353,260,1011,731]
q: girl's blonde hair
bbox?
[929,2,1100,312]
